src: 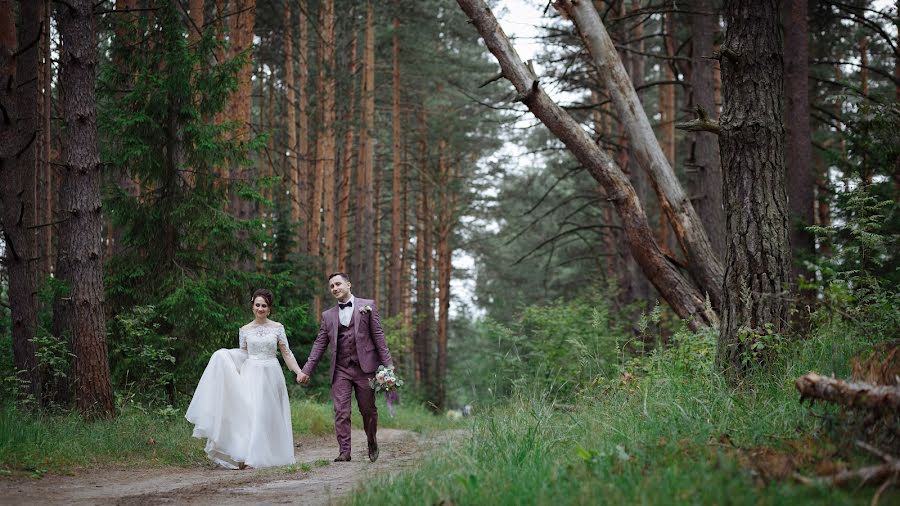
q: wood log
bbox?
[795,373,900,412]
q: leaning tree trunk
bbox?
[0,0,41,401]
[57,0,115,418]
[717,0,792,381]
[456,0,717,329]
[555,0,725,310]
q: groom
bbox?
[297,272,394,462]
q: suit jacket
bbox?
[301,297,394,381]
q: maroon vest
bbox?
[336,323,359,366]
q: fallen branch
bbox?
[793,459,900,488]
[795,372,900,412]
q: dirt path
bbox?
[0,429,457,505]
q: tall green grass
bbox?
[0,393,456,475]
[347,319,896,505]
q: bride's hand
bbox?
[296,372,310,384]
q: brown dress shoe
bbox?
[368,441,379,462]
[333,453,351,462]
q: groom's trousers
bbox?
[332,361,377,455]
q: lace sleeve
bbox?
[277,325,289,348]
[239,327,247,350]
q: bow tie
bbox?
[339,301,353,310]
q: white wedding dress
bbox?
[185,322,296,469]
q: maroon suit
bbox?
[301,297,393,456]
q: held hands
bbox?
[296,372,310,384]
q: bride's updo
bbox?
[252,288,274,309]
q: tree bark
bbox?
[796,373,900,412]
[717,0,792,381]
[309,1,332,264]
[338,27,357,272]
[283,2,301,242]
[687,0,725,260]
[320,0,336,274]
[0,0,41,401]
[555,0,725,310]
[297,3,309,252]
[57,0,115,418]
[783,0,815,309]
[188,0,204,41]
[413,108,432,387]
[226,0,256,220]
[435,140,454,411]
[456,0,717,328]
[40,0,53,277]
[389,12,403,318]
[353,0,376,298]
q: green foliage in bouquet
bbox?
[369,365,404,393]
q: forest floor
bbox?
[0,428,456,505]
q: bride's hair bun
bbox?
[252,288,274,308]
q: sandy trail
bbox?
[0,428,456,505]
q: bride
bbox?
[185,288,303,469]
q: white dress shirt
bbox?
[338,295,355,327]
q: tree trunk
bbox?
[34,0,52,279]
[41,0,53,276]
[455,0,717,329]
[283,2,301,244]
[338,27,357,272]
[353,0,376,298]
[435,140,453,411]
[415,178,434,396]
[782,0,815,313]
[687,0,725,260]
[308,1,329,264]
[413,108,431,387]
[389,12,403,318]
[0,0,41,401]
[226,0,256,220]
[555,0,724,310]
[57,0,115,418]
[373,153,382,303]
[320,0,336,274]
[296,4,308,252]
[188,0,204,43]
[717,0,792,381]
[401,161,412,330]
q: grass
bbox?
[346,319,898,505]
[0,389,458,476]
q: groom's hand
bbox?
[297,372,310,384]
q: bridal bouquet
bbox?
[369,365,403,392]
[369,365,403,417]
